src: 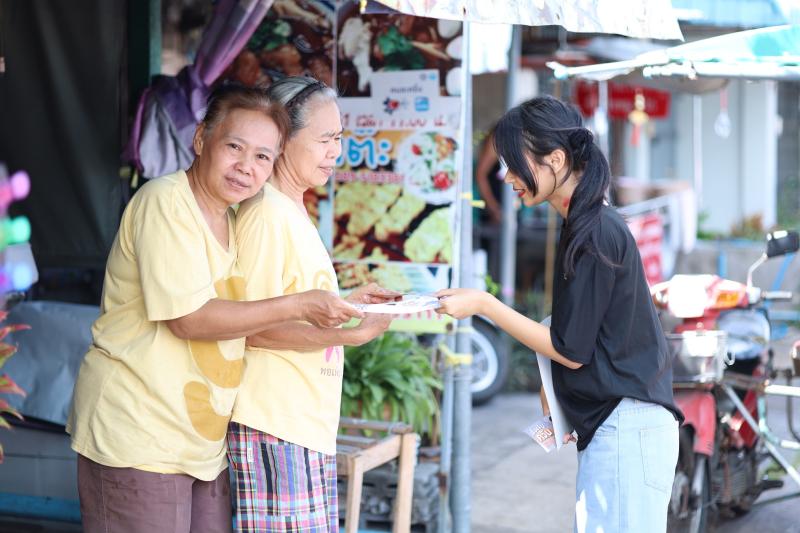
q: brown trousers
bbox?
[77,454,232,533]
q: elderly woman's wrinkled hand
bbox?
[352,312,393,345]
[301,290,364,328]
[345,283,402,305]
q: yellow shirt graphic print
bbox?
[185,276,245,441]
[232,183,345,455]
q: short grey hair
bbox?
[266,76,339,137]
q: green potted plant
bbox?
[0,310,29,462]
[341,332,441,440]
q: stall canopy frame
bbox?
[358,2,685,532]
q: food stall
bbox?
[0,1,683,530]
[127,1,685,531]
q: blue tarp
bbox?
[1,301,98,426]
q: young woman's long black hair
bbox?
[493,95,612,277]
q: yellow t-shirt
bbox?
[67,170,246,481]
[231,182,343,455]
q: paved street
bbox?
[472,392,800,533]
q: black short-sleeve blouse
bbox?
[550,206,683,450]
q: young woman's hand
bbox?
[435,288,493,320]
[345,283,402,304]
[541,388,576,444]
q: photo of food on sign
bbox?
[337,1,462,97]
[224,0,334,86]
[303,184,331,229]
[331,125,458,265]
[398,131,458,204]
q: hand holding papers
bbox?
[524,415,557,453]
[351,293,441,314]
[525,316,575,451]
[536,353,576,450]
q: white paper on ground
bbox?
[352,294,441,314]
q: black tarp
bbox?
[0,0,126,271]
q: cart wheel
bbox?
[470,318,509,405]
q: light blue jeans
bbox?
[575,398,679,533]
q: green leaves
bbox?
[377,26,425,71]
[247,19,291,52]
[342,332,442,438]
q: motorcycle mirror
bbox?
[766,230,799,258]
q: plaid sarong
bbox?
[227,422,339,533]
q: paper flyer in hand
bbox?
[523,415,557,453]
[536,316,575,450]
[352,294,440,314]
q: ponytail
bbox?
[561,130,612,277]
[493,95,613,278]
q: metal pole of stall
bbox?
[692,95,703,209]
[437,360,454,533]
[499,25,521,306]
[597,80,610,158]
[451,20,474,533]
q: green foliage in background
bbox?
[484,274,500,297]
[506,290,545,393]
[342,332,441,438]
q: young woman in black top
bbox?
[437,96,682,532]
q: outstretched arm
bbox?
[165,289,363,341]
[247,313,392,351]
[435,288,583,370]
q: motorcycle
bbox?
[650,230,800,532]
[469,316,510,405]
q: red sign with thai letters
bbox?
[627,212,664,285]
[575,81,671,119]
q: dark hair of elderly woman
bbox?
[227,76,397,532]
[67,83,363,533]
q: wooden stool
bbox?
[336,417,418,533]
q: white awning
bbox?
[369,0,684,40]
[549,24,800,82]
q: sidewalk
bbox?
[470,389,800,533]
[471,393,576,533]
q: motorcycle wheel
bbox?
[470,318,510,405]
[730,450,759,516]
[668,428,713,533]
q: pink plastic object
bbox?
[0,187,11,211]
[9,171,30,200]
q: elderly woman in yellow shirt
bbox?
[68,85,364,533]
[228,77,395,532]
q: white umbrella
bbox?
[548,24,800,81]
[371,0,684,40]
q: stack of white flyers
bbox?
[535,316,575,450]
[352,294,440,314]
